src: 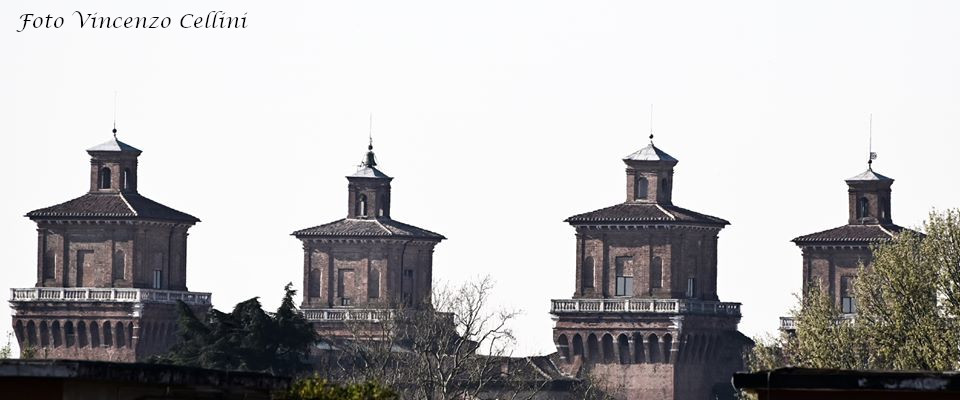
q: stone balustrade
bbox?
[779,317,796,331]
[302,308,396,322]
[10,287,212,306]
[550,298,741,317]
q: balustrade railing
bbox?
[302,308,396,322]
[550,298,741,316]
[780,317,796,331]
[10,287,212,306]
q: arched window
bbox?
[122,168,131,190]
[617,334,631,364]
[39,321,49,347]
[582,257,595,289]
[51,321,62,348]
[635,177,649,200]
[90,322,100,348]
[115,323,125,348]
[601,334,615,363]
[26,321,37,347]
[98,167,111,189]
[102,322,113,347]
[647,334,660,363]
[662,334,673,364]
[77,321,88,348]
[587,334,600,362]
[572,334,584,359]
[633,332,645,363]
[13,321,23,348]
[357,194,368,217]
[857,197,869,219]
[557,335,570,360]
[650,257,663,289]
[64,321,75,348]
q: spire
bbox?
[867,113,877,170]
[363,113,377,167]
[649,104,654,144]
[113,91,118,139]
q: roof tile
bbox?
[565,203,728,226]
[293,218,444,240]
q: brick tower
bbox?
[292,141,444,341]
[550,137,750,400]
[782,160,912,331]
[10,132,211,362]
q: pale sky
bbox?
[3,1,960,355]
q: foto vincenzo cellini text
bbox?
[17,11,248,32]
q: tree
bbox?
[855,222,960,370]
[788,284,865,369]
[749,209,960,372]
[153,283,317,375]
[280,375,398,400]
[324,275,547,400]
[0,331,12,359]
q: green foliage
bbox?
[152,283,317,375]
[0,331,12,359]
[855,219,960,370]
[750,209,960,372]
[746,334,786,372]
[789,285,865,369]
[279,375,397,400]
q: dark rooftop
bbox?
[26,192,199,223]
[734,368,960,398]
[565,203,729,226]
[792,224,909,244]
[623,142,678,162]
[293,218,445,240]
[0,359,289,391]
[87,137,142,154]
[348,165,392,179]
[847,167,894,182]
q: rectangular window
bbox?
[152,269,162,289]
[686,278,696,298]
[841,297,856,314]
[368,267,380,299]
[616,277,634,296]
[615,256,633,296]
[840,276,856,314]
[650,257,663,289]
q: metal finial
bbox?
[867,114,876,170]
[368,113,373,150]
[113,91,118,139]
[649,104,654,144]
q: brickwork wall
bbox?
[36,222,190,290]
[801,247,873,308]
[574,228,719,300]
[10,302,208,362]
[302,241,437,309]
